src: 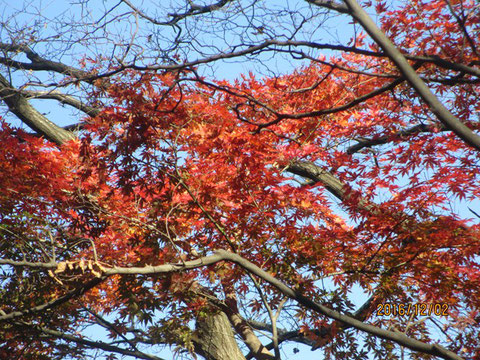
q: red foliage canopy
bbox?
[0,0,479,359]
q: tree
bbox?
[0,0,479,359]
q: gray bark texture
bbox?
[193,312,246,360]
[0,73,75,145]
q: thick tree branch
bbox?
[285,160,346,200]
[0,42,89,80]
[215,250,464,360]
[1,250,463,360]
[0,258,58,269]
[285,160,379,216]
[223,310,273,360]
[220,285,274,360]
[306,0,350,13]
[336,0,480,151]
[0,73,76,144]
[0,252,225,277]
[181,284,248,360]
[281,68,413,119]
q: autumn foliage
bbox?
[0,0,479,359]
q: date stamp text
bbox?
[376,303,449,317]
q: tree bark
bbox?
[193,311,246,360]
[0,73,75,145]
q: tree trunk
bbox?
[193,311,246,360]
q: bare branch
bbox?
[346,123,446,154]
[0,42,89,80]
[21,90,100,117]
[121,0,235,25]
[31,323,165,360]
[0,276,105,322]
[83,307,142,354]
[269,40,480,77]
